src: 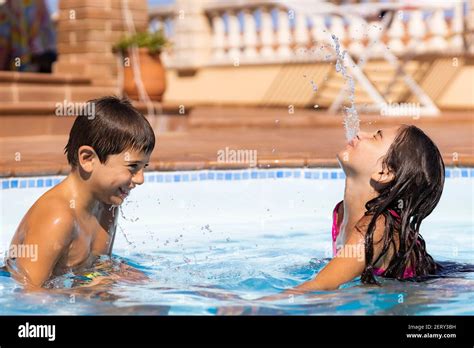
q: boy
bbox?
[5,96,155,288]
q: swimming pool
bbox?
[1,168,473,315]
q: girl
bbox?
[274,124,445,296]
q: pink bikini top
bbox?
[331,201,414,279]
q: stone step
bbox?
[188,107,345,128]
[0,101,179,115]
[188,106,473,129]
[0,84,118,103]
[0,101,186,137]
[57,52,117,64]
[59,0,148,11]
[0,71,91,85]
[53,61,118,80]
[90,79,119,87]
[0,114,76,137]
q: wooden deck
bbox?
[0,108,472,177]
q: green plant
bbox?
[113,30,168,54]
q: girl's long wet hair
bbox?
[360,125,445,284]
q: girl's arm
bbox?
[262,215,386,300]
[286,233,366,293]
[261,234,365,301]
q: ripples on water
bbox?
[1,228,472,315]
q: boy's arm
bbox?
[77,262,147,288]
[11,207,74,288]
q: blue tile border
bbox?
[0,176,66,191]
[0,167,471,190]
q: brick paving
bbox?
[0,109,472,177]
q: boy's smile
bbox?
[118,187,130,200]
[88,148,151,206]
[7,96,155,288]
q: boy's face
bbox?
[91,148,151,206]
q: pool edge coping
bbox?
[1,167,472,190]
[1,157,473,178]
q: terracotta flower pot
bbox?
[123,48,166,101]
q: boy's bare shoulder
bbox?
[23,188,77,239]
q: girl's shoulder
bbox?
[354,211,388,240]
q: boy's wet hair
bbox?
[64,96,155,167]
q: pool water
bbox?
[0,168,473,315]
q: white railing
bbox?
[147,4,175,66]
[148,0,469,68]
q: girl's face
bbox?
[337,126,401,179]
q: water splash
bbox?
[119,204,139,223]
[331,34,360,141]
[118,225,134,248]
[117,206,137,251]
[303,74,318,93]
[108,204,117,217]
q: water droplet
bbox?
[331,34,360,141]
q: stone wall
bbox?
[53,0,148,87]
